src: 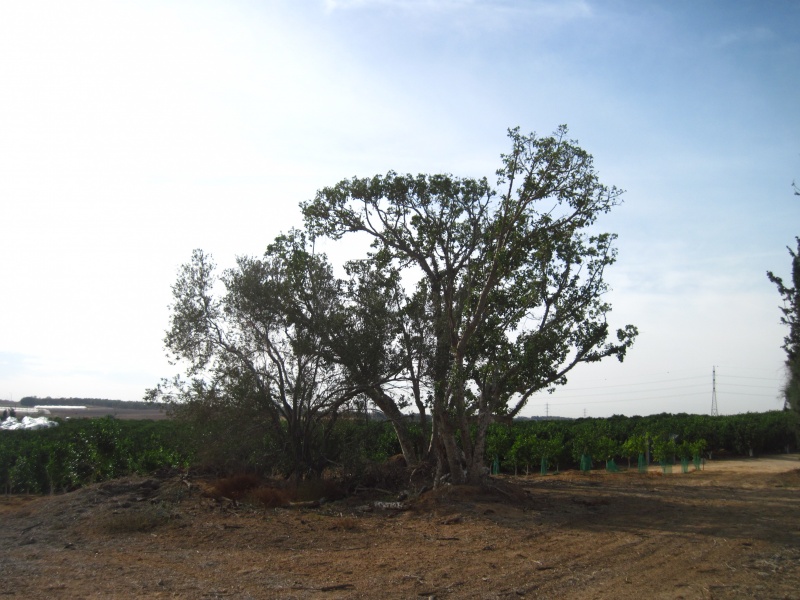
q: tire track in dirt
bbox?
[1,459,798,599]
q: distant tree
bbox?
[676,440,693,460]
[689,439,707,460]
[651,437,675,465]
[570,424,599,465]
[594,435,619,462]
[508,431,538,476]
[767,186,800,427]
[303,126,637,484]
[621,434,647,469]
[595,435,620,471]
[485,422,513,469]
[541,435,565,473]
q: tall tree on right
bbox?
[767,183,800,425]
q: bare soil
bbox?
[1,456,799,599]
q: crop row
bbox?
[0,418,191,494]
[1,410,795,494]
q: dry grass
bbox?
[288,478,345,502]
[327,516,361,531]
[208,473,261,500]
[245,486,290,508]
[95,504,172,534]
[202,473,346,508]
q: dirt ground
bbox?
[1,456,799,599]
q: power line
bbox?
[536,384,709,399]
[715,365,784,375]
[535,392,709,407]
[718,382,781,389]
[532,371,781,400]
[522,366,783,415]
[713,391,782,398]
[549,375,707,391]
[718,375,784,382]
[529,388,780,410]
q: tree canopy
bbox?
[303,126,637,483]
[152,232,370,477]
[153,126,637,484]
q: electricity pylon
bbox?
[711,366,719,416]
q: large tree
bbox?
[303,126,638,484]
[151,232,367,477]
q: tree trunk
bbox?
[436,412,467,484]
[366,389,419,466]
[464,407,493,484]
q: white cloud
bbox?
[322,0,592,22]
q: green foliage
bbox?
[650,437,676,464]
[0,416,412,495]
[152,232,377,479]
[541,435,565,472]
[486,423,514,463]
[3,410,794,494]
[0,418,191,494]
[495,422,566,475]
[302,126,637,484]
[507,431,539,475]
[595,436,619,461]
[691,438,707,455]
[171,403,284,476]
[570,422,602,462]
[621,434,647,459]
[326,419,405,476]
[480,411,792,474]
[676,440,693,460]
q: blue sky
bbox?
[1,0,798,417]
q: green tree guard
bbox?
[693,453,702,471]
[580,454,592,472]
[637,453,647,473]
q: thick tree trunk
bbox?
[392,422,419,467]
[435,416,491,485]
[435,412,467,484]
[366,389,419,466]
[465,406,493,483]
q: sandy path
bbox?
[678,454,800,474]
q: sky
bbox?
[1,0,798,419]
